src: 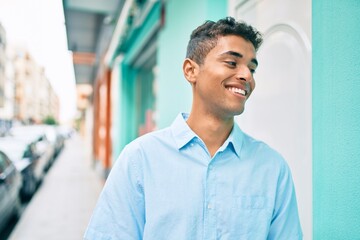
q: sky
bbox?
[0,0,77,123]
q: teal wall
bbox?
[157,0,227,128]
[112,2,161,156]
[112,63,142,163]
[112,0,227,154]
[119,64,137,151]
[313,1,360,238]
[136,69,156,128]
[111,62,122,163]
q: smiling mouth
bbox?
[227,87,247,96]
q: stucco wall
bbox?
[313,1,360,238]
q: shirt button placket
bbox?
[204,160,217,239]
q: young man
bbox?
[84,17,303,240]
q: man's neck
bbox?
[186,111,234,157]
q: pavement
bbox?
[8,133,104,240]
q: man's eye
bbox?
[250,69,256,74]
[226,61,237,67]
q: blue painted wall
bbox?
[313,0,360,238]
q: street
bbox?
[3,134,103,240]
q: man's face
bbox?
[193,35,258,119]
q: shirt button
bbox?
[190,143,194,147]
[207,203,212,209]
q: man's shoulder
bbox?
[125,127,173,150]
[241,131,287,165]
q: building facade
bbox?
[75,0,360,239]
[0,23,14,134]
[0,23,6,108]
[10,46,59,124]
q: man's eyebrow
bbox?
[220,51,258,67]
[220,51,243,58]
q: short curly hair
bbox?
[186,17,263,65]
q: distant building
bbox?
[33,67,60,123]
[0,22,14,134]
[48,82,60,122]
[75,83,92,134]
[10,46,59,124]
[0,23,6,108]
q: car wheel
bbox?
[22,173,37,202]
[12,197,22,220]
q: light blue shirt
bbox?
[84,113,302,240]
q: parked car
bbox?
[9,125,55,173]
[43,125,65,159]
[0,137,38,200]
[57,125,75,139]
[0,150,22,233]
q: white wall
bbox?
[229,0,312,238]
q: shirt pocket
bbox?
[235,195,268,209]
[217,195,272,237]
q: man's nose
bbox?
[236,65,252,82]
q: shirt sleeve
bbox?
[84,144,145,240]
[267,161,303,240]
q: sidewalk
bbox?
[9,134,104,240]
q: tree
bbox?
[43,116,57,125]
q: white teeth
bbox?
[228,87,246,96]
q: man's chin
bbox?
[231,108,245,117]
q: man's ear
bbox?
[183,58,199,84]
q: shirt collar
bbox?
[223,123,243,157]
[171,113,197,149]
[171,113,244,157]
